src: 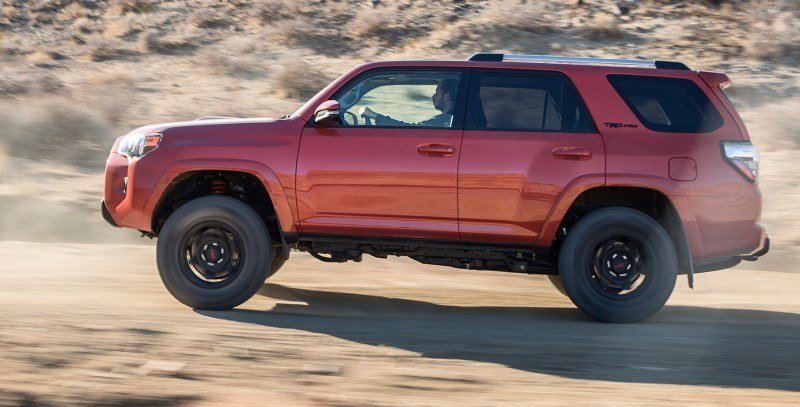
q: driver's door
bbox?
[295,68,468,240]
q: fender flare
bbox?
[151,158,296,256]
[537,174,704,281]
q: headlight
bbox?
[118,132,162,158]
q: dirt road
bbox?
[0,241,798,406]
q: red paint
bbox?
[669,157,698,181]
[104,60,766,265]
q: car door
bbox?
[458,69,605,244]
[296,68,469,240]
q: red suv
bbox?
[102,54,768,322]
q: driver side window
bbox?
[335,70,462,128]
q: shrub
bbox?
[0,101,111,170]
[270,58,331,100]
[584,13,624,40]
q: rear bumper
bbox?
[740,235,770,261]
[694,235,769,273]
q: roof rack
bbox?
[466,53,690,70]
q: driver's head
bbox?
[432,79,458,114]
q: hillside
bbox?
[0,0,798,251]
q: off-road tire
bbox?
[558,207,677,323]
[156,196,272,310]
[268,246,286,277]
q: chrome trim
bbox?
[502,54,656,68]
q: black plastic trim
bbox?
[101,200,119,228]
[468,53,504,62]
[293,233,549,254]
[655,61,691,70]
[693,257,741,273]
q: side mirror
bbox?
[314,100,341,126]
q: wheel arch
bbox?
[541,184,701,276]
[151,160,295,259]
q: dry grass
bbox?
[270,58,332,100]
[347,5,397,37]
[189,9,230,29]
[742,12,800,63]
[198,38,265,78]
[1,5,18,21]
[0,101,111,170]
[477,2,555,33]
[269,18,316,45]
[25,51,61,67]
[584,13,624,40]
[103,16,146,39]
[82,70,136,86]
[109,0,157,16]
[252,0,310,24]
[138,30,197,54]
[0,77,28,96]
[87,39,135,62]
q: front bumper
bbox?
[101,199,119,228]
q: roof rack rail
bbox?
[466,53,690,70]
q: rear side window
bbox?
[467,71,594,132]
[608,75,724,133]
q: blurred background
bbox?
[1,1,799,406]
[0,0,798,251]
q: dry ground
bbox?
[1,243,799,407]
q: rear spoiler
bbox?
[698,71,749,139]
[698,71,731,90]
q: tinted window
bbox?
[608,75,724,133]
[467,71,593,132]
[333,71,462,128]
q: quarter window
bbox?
[608,75,724,133]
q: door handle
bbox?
[417,143,455,157]
[552,147,592,161]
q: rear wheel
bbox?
[558,207,677,323]
[268,246,286,277]
[156,196,272,310]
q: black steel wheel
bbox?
[558,207,677,323]
[157,196,272,310]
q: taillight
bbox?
[722,141,759,183]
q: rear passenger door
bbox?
[458,69,604,245]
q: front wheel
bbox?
[558,207,678,323]
[156,196,272,310]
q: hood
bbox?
[130,117,280,135]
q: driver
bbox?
[358,79,458,127]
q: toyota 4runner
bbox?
[102,53,769,322]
